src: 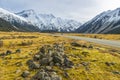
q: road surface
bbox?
[53,34,120,48]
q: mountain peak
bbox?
[39,13,55,18]
[76,7,120,34]
[17,9,81,32]
[0,7,28,22]
[21,9,35,14]
[16,9,36,18]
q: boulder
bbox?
[63,72,69,78]
[105,62,115,66]
[16,49,21,53]
[71,42,81,47]
[53,55,64,65]
[82,51,89,57]
[33,55,40,61]
[40,57,53,66]
[27,60,40,70]
[64,57,74,68]
[31,70,48,80]
[112,71,120,74]
[88,45,93,49]
[6,50,12,55]
[21,71,30,78]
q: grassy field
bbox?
[64,33,120,41]
[0,32,120,80]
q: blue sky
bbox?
[0,0,120,22]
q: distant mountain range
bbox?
[16,9,81,32]
[0,8,81,32]
[0,7,120,33]
[0,8,40,32]
[76,8,120,34]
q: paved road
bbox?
[53,34,120,48]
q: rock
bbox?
[31,70,48,80]
[21,71,30,78]
[40,57,53,66]
[26,59,33,65]
[64,57,74,68]
[88,45,93,49]
[63,72,69,78]
[27,60,40,70]
[53,55,63,65]
[15,62,23,67]
[51,75,62,80]
[16,49,21,53]
[31,69,62,80]
[0,53,6,57]
[71,42,81,47]
[33,55,40,61]
[49,62,54,66]
[50,72,62,80]
[45,66,52,71]
[6,50,12,55]
[82,44,87,48]
[82,51,89,57]
[105,62,115,66]
[55,63,60,66]
[81,62,89,66]
[40,46,46,54]
[44,77,51,80]
[112,71,120,74]
[15,69,21,74]
[76,64,82,67]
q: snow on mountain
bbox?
[76,8,120,34]
[16,9,81,32]
[0,8,40,31]
[0,8,28,23]
[16,9,43,27]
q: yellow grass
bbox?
[0,32,120,80]
[64,33,120,41]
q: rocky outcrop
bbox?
[22,43,74,80]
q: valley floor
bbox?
[0,32,120,80]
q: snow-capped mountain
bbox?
[0,8,40,32]
[76,8,120,34]
[16,9,81,32]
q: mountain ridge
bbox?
[16,9,81,32]
[76,8,120,34]
[0,8,40,32]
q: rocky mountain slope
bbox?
[0,8,40,32]
[0,18,18,31]
[16,9,81,32]
[76,8,120,34]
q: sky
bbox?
[0,0,120,23]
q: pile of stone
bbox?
[22,43,74,80]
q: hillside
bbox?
[0,8,40,32]
[0,18,18,31]
[76,8,120,34]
